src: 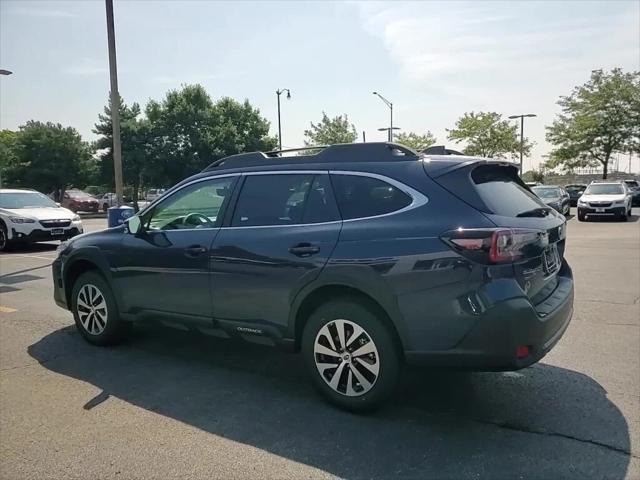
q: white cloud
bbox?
[63,59,108,76]
[352,1,640,166]
[11,7,78,19]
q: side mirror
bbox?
[126,215,143,235]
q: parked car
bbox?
[145,188,166,202]
[61,190,100,213]
[531,185,571,216]
[623,179,640,206]
[577,181,632,221]
[0,189,83,251]
[100,193,117,212]
[52,143,573,411]
[564,184,587,207]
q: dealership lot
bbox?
[1,214,638,479]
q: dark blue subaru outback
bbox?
[52,143,573,411]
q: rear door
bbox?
[210,172,341,330]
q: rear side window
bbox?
[231,174,339,227]
[471,165,545,217]
[331,174,412,220]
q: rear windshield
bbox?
[532,186,561,199]
[471,165,546,216]
[565,185,586,192]
[584,184,624,195]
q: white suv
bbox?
[0,189,83,251]
[577,182,632,222]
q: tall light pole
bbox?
[508,113,536,173]
[105,0,124,206]
[373,91,394,142]
[276,88,291,151]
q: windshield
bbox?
[584,184,624,195]
[0,191,59,209]
[624,180,639,188]
[532,187,561,199]
[67,190,90,198]
[565,185,586,193]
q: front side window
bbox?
[232,174,339,227]
[330,174,412,220]
[145,177,236,231]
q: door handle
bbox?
[184,245,207,257]
[289,243,320,257]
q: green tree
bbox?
[447,112,532,159]
[394,131,437,151]
[0,130,19,187]
[94,94,153,208]
[545,68,640,178]
[521,169,545,184]
[7,121,91,198]
[303,112,357,146]
[146,84,275,185]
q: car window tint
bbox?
[146,177,235,231]
[302,175,340,224]
[331,174,412,220]
[471,165,545,216]
[232,174,316,227]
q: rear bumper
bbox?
[405,262,574,371]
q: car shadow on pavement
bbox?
[28,324,631,479]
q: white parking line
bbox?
[0,254,56,261]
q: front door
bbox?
[115,176,238,320]
[210,172,341,331]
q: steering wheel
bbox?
[183,212,213,227]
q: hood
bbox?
[0,206,77,220]
[580,194,626,203]
[541,197,562,205]
[69,196,98,202]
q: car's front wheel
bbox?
[71,271,129,346]
[302,298,400,411]
[577,210,586,221]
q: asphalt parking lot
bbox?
[1,212,639,480]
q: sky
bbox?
[1,0,639,172]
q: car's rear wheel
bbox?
[302,298,400,412]
[71,271,129,346]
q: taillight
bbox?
[442,228,547,264]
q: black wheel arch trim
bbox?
[287,267,408,350]
[62,247,120,310]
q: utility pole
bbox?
[508,113,536,173]
[105,0,124,206]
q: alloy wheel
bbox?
[76,284,108,335]
[314,319,380,397]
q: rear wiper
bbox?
[516,207,551,218]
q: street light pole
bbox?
[105,0,124,206]
[276,88,291,151]
[508,113,536,173]
[0,70,11,187]
[373,91,394,142]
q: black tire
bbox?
[71,271,129,346]
[102,203,109,213]
[301,298,400,412]
[0,221,9,252]
[577,212,586,222]
[620,211,628,222]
